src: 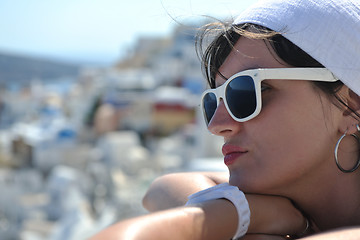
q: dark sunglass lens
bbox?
[226,76,256,119]
[203,92,217,123]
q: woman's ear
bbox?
[345,88,360,115]
[341,88,360,134]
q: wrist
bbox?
[186,183,251,239]
[186,199,239,240]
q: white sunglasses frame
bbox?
[201,68,339,124]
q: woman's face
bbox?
[208,37,342,195]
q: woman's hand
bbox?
[246,194,309,237]
[241,234,288,239]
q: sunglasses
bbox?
[201,68,339,125]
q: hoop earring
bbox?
[334,132,360,173]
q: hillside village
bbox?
[0,22,225,240]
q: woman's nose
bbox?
[207,100,242,137]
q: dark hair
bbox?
[196,22,360,120]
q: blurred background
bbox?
[0,0,256,239]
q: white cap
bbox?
[233,0,360,96]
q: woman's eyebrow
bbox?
[217,65,262,81]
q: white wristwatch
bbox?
[185,183,251,239]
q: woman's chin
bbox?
[229,174,268,193]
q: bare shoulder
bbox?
[143,171,229,211]
[154,171,229,183]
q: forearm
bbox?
[91,187,313,240]
[143,172,229,212]
[300,228,360,240]
[89,199,237,240]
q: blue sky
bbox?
[0,0,256,65]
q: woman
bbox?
[90,0,360,239]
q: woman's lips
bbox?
[222,144,248,166]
